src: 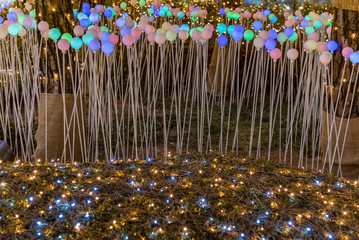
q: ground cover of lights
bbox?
[0,155,358,239]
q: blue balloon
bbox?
[234,25,244,34]
[217,23,226,34]
[101,32,110,42]
[82,34,94,45]
[159,10,165,16]
[120,27,131,37]
[219,8,225,15]
[179,24,190,32]
[116,18,126,28]
[83,8,91,16]
[217,35,228,47]
[350,52,359,64]
[253,21,262,31]
[7,12,16,21]
[155,10,160,17]
[284,27,294,37]
[193,7,200,11]
[89,39,101,51]
[89,13,99,23]
[264,9,271,17]
[268,29,277,39]
[271,16,277,23]
[264,39,276,51]
[149,16,155,22]
[101,41,114,54]
[83,3,91,9]
[80,19,89,28]
[0,16,3,24]
[71,37,83,50]
[327,41,338,52]
[232,31,243,41]
[301,20,309,28]
[123,12,129,18]
[104,9,112,18]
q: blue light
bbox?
[328,234,333,239]
[48,205,53,210]
[256,219,261,224]
[324,214,330,218]
[55,199,61,204]
[37,232,42,236]
[84,213,90,219]
[209,217,214,221]
[223,225,227,230]
[306,227,312,232]
[265,211,270,216]
[136,188,141,192]
[71,202,76,207]
[58,214,64,219]
[170,176,175,181]
[36,221,42,226]
[153,220,158,224]
[150,183,154,187]
[29,196,34,202]
[241,233,245,237]
[288,221,293,226]
[315,179,321,184]
[185,159,189,163]
[130,180,135,185]
[21,186,25,190]
[147,158,152,163]
[166,199,170,204]
[87,199,91,204]
[94,187,98,191]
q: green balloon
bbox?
[61,33,73,43]
[197,27,204,31]
[304,15,311,21]
[243,30,254,41]
[166,30,177,42]
[49,28,61,41]
[100,26,109,33]
[29,9,36,18]
[305,26,315,35]
[8,24,21,36]
[233,13,240,20]
[166,11,172,17]
[148,9,154,15]
[289,32,298,41]
[189,28,196,38]
[18,15,26,25]
[227,12,233,19]
[277,32,287,43]
[313,19,321,29]
[120,2,127,9]
[139,0,146,6]
[82,33,94,45]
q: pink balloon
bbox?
[270,48,282,60]
[189,6,195,12]
[147,32,156,43]
[108,34,119,45]
[87,28,98,38]
[42,30,50,39]
[259,31,269,41]
[320,51,332,64]
[74,25,85,37]
[145,25,156,34]
[123,34,134,47]
[342,47,354,59]
[284,11,290,18]
[299,16,304,21]
[308,32,319,41]
[204,24,214,32]
[253,12,258,20]
[179,30,189,41]
[202,29,212,40]
[131,28,141,39]
[155,33,166,45]
[244,10,251,19]
[201,10,207,17]
[171,25,179,34]
[91,8,97,13]
[113,6,121,15]
[38,21,49,32]
[58,39,70,52]
[192,30,201,41]
[287,48,299,60]
[316,42,327,53]
[326,26,332,36]
[97,5,105,13]
[153,0,161,7]
[162,22,171,32]
[295,10,301,16]
[138,21,148,32]
[285,20,293,28]
[4,20,12,27]
[186,12,191,18]
[23,18,33,28]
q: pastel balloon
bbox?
[166,30,177,42]
[287,48,299,60]
[61,33,73,42]
[270,48,281,60]
[254,37,264,49]
[162,22,171,32]
[342,47,353,59]
[243,30,254,41]
[316,42,327,52]
[71,37,83,50]
[192,29,201,41]
[8,23,20,36]
[58,39,70,52]
[259,31,269,41]
[0,26,8,39]
[305,40,317,51]
[202,29,212,40]
[155,33,166,45]
[277,32,287,43]
[308,32,319,41]
[37,21,49,32]
[74,25,85,36]
[178,30,189,41]
[82,33,94,45]
[23,18,33,28]
[320,51,332,64]
[147,32,156,43]
[131,28,141,40]
[116,18,126,28]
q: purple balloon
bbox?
[89,39,101,51]
[120,27,131,37]
[116,18,126,28]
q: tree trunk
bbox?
[332,6,359,118]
